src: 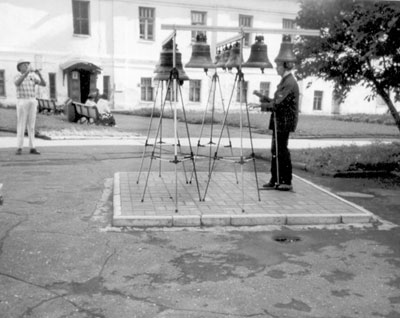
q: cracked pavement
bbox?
[0,145,400,318]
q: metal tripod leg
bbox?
[202,70,260,211]
[176,80,201,202]
[189,72,214,183]
[136,80,162,183]
[140,71,201,212]
[216,73,238,184]
[273,111,280,187]
[141,79,172,202]
[202,71,239,201]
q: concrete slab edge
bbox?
[293,174,375,218]
[113,172,121,219]
[112,213,371,228]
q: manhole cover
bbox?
[273,235,301,243]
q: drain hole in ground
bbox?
[273,235,301,243]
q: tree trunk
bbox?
[378,88,400,134]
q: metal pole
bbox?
[273,111,280,187]
[172,32,179,213]
[161,24,320,37]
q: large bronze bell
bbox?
[275,35,297,63]
[225,42,243,70]
[216,45,230,70]
[242,35,273,73]
[154,38,189,81]
[185,33,215,73]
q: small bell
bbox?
[274,35,297,63]
[242,35,273,73]
[154,38,189,81]
[185,33,216,73]
[216,45,231,70]
[225,42,243,71]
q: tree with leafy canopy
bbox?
[294,0,400,133]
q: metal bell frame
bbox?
[201,32,262,210]
[140,24,320,213]
[138,31,202,213]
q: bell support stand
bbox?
[188,68,239,185]
[139,32,202,213]
[202,33,261,212]
[136,79,163,183]
[184,33,238,185]
[154,25,320,211]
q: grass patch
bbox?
[291,142,400,175]
[1,107,399,176]
[128,107,399,138]
[333,113,397,126]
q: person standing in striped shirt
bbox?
[14,59,46,155]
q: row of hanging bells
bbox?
[153,34,296,79]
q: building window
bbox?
[189,80,201,102]
[239,15,253,47]
[139,7,155,41]
[0,70,5,97]
[282,19,295,41]
[72,0,90,35]
[191,11,207,42]
[260,82,270,99]
[313,90,323,110]
[236,81,248,103]
[165,86,176,102]
[283,18,295,29]
[141,78,153,101]
[103,76,110,98]
[48,73,57,100]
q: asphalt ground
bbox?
[1,133,400,317]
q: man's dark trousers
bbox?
[270,129,292,185]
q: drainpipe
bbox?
[111,0,116,109]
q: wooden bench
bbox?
[37,98,63,114]
[71,101,100,124]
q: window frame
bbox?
[236,81,248,103]
[239,14,253,47]
[139,7,155,41]
[0,70,6,97]
[72,0,90,36]
[282,18,296,42]
[313,90,323,111]
[141,77,153,102]
[260,82,271,99]
[191,11,207,42]
[103,76,110,99]
[48,73,57,100]
[189,80,201,102]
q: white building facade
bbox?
[0,0,396,115]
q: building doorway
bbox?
[67,69,98,103]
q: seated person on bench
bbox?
[85,93,97,107]
[96,93,116,127]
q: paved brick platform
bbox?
[113,171,374,227]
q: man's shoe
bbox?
[261,181,276,190]
[15,148,22,155]
[275,184,293,191]
[29,148,41,155]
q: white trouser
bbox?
[16,98,38,149]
